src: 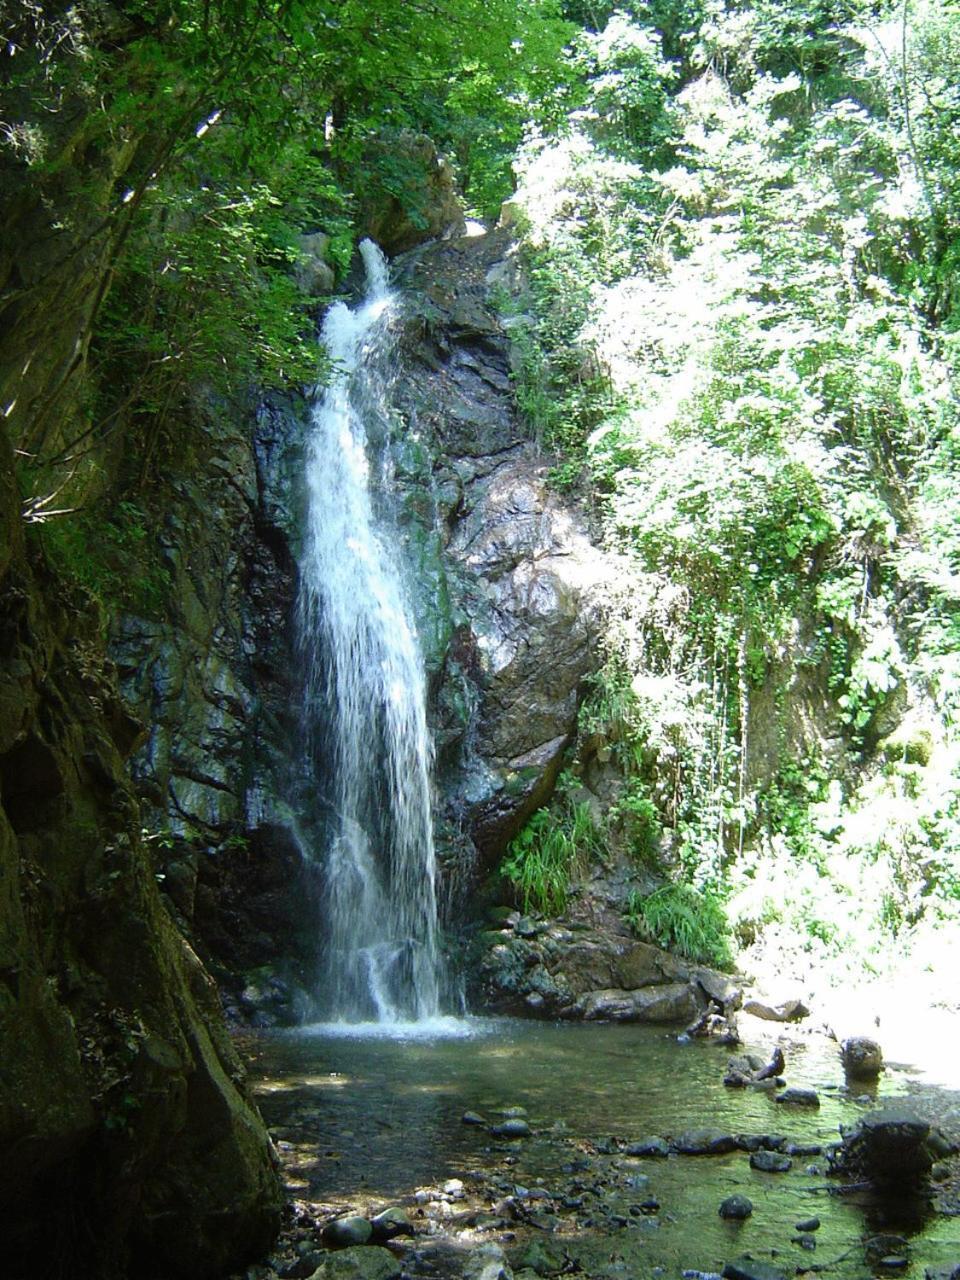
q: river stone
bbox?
[675,1128,738,1155]
[513,1240,564,1274]
[321,1217,373,1248]
[626,1137,670,1157]
[719,1195,753,1220]
[774,1087,820,1107]
[369,1208,413,1241]
[308,1246,400,1280]
[795,1217,820,1232]
[742,997,808,1022]
[490,1118,531,1138]
[463,1110,487,1126]
[848,1110,933,1187]
[841,1036,884,1079]
[749,1150,792,1173]
[464,1243,511,1280]
[722,1259,787,1280]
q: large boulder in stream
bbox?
[830,1109,935,1192]
[473,916,737,1021]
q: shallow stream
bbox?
[244,1018,960,1277]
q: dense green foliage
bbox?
[7,0,960,988]
[498,0,960,988]
[3,0,572,509]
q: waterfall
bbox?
[297,240,441,1024]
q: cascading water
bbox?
[297,240,441,1024]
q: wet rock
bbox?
[719,1195,753,1220]
[674,1129,738,1155]
[575,983,702,1024]
[736,1134,785,1153]
[774,1087,819,1107]
[784,1142,821,1157]
[794,1217,820,1232]
[925,1267,960,1280]
[295,232,336,297]
[795,1235,816,1251]
[321,1217,373,1248]
[841,1036,883,1079]
[929,1128,958,1158]
[833,1109,932,1191]
[463,1110,487,1126]
[721,1259,787,1280]
[742,997,809,1022]
[625,1137,670,1157]
[490,1119,531,1139]
[308,1246,400,1280]
[749,1151,792,1173]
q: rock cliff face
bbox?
[0,35,284,1267]
[393,232,608,873]
[0,429,282,1276]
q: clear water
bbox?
[246,1019,960,1276]
[296,240,441,1023]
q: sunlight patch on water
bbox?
[296,1015,496,1041]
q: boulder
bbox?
[722,1259,787,1280]
[832,1110,933,1191]
[674,1129,739,1155]
[322,1217,374,1248]
[575,983,703,1024]
[749,1150,792,1173]
[625,1136,670,1157]
[309,1246,401,1280]
[742,997,809,1022]
[358,131,466,255]
[841,1036,884,1079]
[719,1195,753,1220]
[296,232,336,296]
[774,1087,820,1107]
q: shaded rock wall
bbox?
[0,428,282,1276]
[0,17,284,1263]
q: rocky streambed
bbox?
[234,1020,960,1280]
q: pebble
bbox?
[626,1136,670,1157]
[462,1111,486,1126]
[794,1217,820,1232]
[489,1118,531,1138]
[749,1150,792,1173]
[795,1235,817,1251]
[774,1087,820,1107]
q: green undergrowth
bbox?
[495,0,960,983]
[501,775,603,915]
[626,883,734,970]
[33,500,171,621]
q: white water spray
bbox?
[298,240,441,1023]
